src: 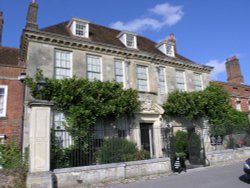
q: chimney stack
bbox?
[0,11,3,46]
[25,0,38,30]
[225,56,244,84]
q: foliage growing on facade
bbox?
[163,84,249,135]
[25,70,140,141]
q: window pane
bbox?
[55,50,71,79]
[136,65,148,91]
[194,73,202,91]
[176,70,185,91]
[115,60,124,84]
[87,55,101,81]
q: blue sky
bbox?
[1,0,250,84]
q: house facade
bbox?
[21,1,213,159]
[211,56,250,122]
[0,12,25,144]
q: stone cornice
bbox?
[21,29,213,73]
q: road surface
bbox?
[105,162,249,188]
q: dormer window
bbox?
[156,33,176,57]
[117,31,137,49]
[69,18,89,38]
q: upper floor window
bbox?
[136,65,148,92]
[0,85,8,117]
[248,100,250,111]
[69,18,89,38]
[175,70,186,91]
[193,73,203,91]
[126,34,136,48]
[115,59,125,86]
[117,31,137,49]
[55,49,72,79]
[158,66,167,94]
[87,55,102,81]
[236,100,241,111]
[75,22,87,37]
[165,44,174,57]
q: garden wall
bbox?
[206,147,250,166]
[53,158,171,188]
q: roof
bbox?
[211,80,250,97]
[0,46,20,66]
[41,20,195,64]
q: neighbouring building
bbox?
[211,56,250,122]
[0,11,25,144]
[20,1,213,162]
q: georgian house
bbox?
[0,12,25,144]
[21,1,213,159]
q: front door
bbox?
[140,123,154,157]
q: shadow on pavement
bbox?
[239,175,250,184]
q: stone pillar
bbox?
[26,101,54,188]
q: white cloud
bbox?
[205,59,226,80]
[110,3,184,32]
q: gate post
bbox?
[26,101,54,188]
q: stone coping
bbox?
[53,157,170,174]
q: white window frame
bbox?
[175,70,186,91]
[236,100,241,111]
[114,59,126,87]
[193,73,203,91]
[126,34,136,48]
[136,65,149,92]
[53,111,72,148]
[87,55,102,81]
[54,49,72,79]
[158,66,167,94]
[71,20,89,38]
[0,85,8,117]
[165,44,174,57]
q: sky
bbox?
[1,0,249,85]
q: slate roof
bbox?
[0,46,20,66]
[42,21,195,64]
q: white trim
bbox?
[54,49,73,79]
[69,18,89,38]
[114,59,126,88]
[86,54,103,81]
[193,72,203,91]
[0,85,8,117]
[136,65,149,92]
[158,66,167,94]
[175,69,186,91]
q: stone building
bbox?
[0,12,25,144]
[21,1,213,159]
[211,56,250,121]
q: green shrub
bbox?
[97,137,145,164]
[174,130,188,157]
[0,139,25,169]
[0,139,27,188]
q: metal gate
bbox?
[167,126,206,170]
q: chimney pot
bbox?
[168,33,176,42]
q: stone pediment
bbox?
[139,95,164,115]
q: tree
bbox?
[163,84,249,135]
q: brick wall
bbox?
[0,66,25,143]
[221,83,250,113]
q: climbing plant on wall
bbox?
[163,83,249,135]
[25,70,140,142]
